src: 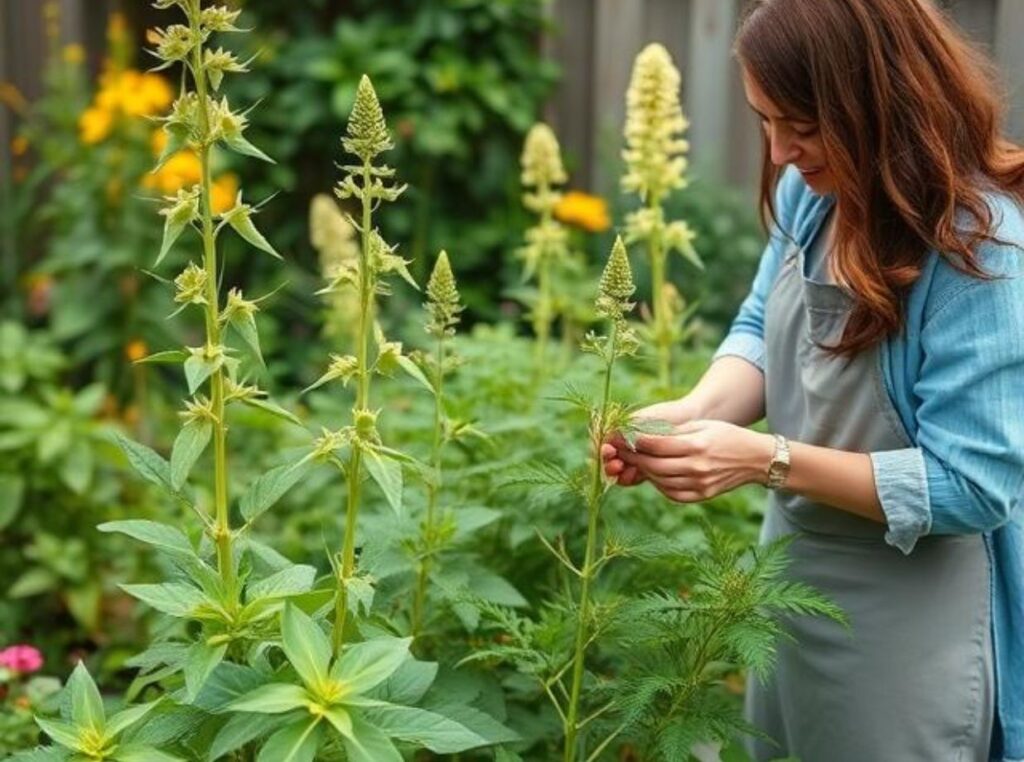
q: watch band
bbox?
[766,433,791,490]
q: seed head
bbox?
[151,24,195,63]
[342,76,392,163]
[174,261,208,305]
[425,250,462,338]
[200,6,242,33]
[599,236,636,303]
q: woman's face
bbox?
[741,66,833,194]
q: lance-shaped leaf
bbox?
[223,131,275,164]
[133,349,188,365]
[98,519,195,559]
[222,288,263,366]
[110,432,180,497]
[302,354,358,395]
[184,641,228,701]
[225,682,310,715]
[120,582,207,618]
[240,458,317,523]
[339,714,402,762]
[34,716,84,751]
[184,346,225,395]
[359,703,490,753]
[153,121,191,172]
[280,603,331,689]
[256,718,322,762]
[105,699,160,738]
[330,637,411,695]
[157,187,200,267]
[170,419,212,491]
[68,661,105,732]
[363,447,402,516]
[246,564,317,603]
[239,396,303,427]
[396,355,434,395]
[222,193,281,259]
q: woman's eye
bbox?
[794,125,819,137]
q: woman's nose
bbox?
[769,128,800,167]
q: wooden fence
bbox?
[2,0,1023,201]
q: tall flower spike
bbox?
[425,250,463,338]
[621,43,690,204]
[521,123,567,213]
[342,75,392,163]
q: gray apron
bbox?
[745,218,994,762]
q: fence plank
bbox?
[994,0,1024,140]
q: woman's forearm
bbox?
[781,440,885,523]
[683,356,766,426]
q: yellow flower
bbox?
[144,151,202,193]
[63,44,85,64]
[211,173,239,215]
[554,191,611,233]
[125,340,148,362]
[11,136,28,156]
[79,106,114,144]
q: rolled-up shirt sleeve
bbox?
[871,248,1024,554]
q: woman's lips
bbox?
[799,167,823,177]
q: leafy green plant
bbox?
[621,43,702,389]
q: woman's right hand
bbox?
[601,397,701,487]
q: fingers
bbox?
[631,433,700,457]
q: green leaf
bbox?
[113,745,184,762]
[396,355,434,395]
[33,717,82,751]
[9,567,58,597]
[363,448,402,517]
[59,439,93,494]
[227,311,263,366]
[246,564,316,602]
[184,641,227,700]
[66,582,101,631]
[240,459,316,523]
[97,520,195,558]
[0,475,25,528]
[240,396,303,427]
[105,700,160,738]
[256,718,322,762]
[184,351,225,395]
[120,582,206,618]
[109,432,177,495]
[208,712,283,761]
[281,603,331,689]
[225,682,310,714]
[225,206,281,259]
[193,663,265,713]
[468,570,527,607]
[223,133,275,165]
[323,707,352,737]
[7,746,71,762]
[133,350,188,365]
[360,703,488,753]
[330,637,411,695]
[158,210,190,267]
[170,420,212,491]
[68,661,105,732]
[374,660,438,705]
[339,714,402,762]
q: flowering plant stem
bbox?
[333,161,375,656]
[411,331,444,637]
[646,199,670,389]
[563,320,617,762]
[190,2,234,598]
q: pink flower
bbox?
[0,645,43,674]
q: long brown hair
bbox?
[735,0,1024,355]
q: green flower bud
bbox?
[151,24,196,63]
[221,287,258,322]
[425,250,463,338]
[342,75,392,163]
[180,396,218,426]
[203,48,248,91]
[312,427,350,460]
[353,408,380,444]
[200,6,243,33]
[174,262,208,306]
[599,236,636,303]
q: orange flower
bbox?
[211,173,240,215]
[79,106,113,144]
[554,191,611,233]
[125,340,148,362]
[10,135,28,156]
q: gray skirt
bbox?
[745,504,994,762]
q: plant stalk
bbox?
[333,159,375,655]
[191,9,234,597]
[563,323,617,762]
[648,195,669,388]
[412,333,445,638]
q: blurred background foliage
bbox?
[0,1,767,754]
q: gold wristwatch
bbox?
[765,433,791,490]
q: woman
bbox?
[601,1,1024,760]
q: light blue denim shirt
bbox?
[714,166,1024,762]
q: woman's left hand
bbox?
[614,420,775,503]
